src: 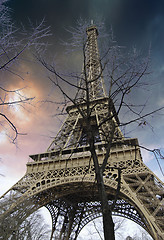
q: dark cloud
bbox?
[8,0,164,48]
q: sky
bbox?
[0,0,164,238]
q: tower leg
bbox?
[73,205,84,240]
[65,207,77,240]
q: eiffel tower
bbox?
[0,24,164,240]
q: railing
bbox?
[28,138,139,163]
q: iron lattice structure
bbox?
[0,25,164,240]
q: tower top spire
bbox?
[86,23,99,36]
[76,24,105,101]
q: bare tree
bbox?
[0,210,51,240]
[37,20,164,240]
[78,216,126,240]
[0,0,50,142]
[126,230,153,240]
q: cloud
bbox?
[0,57,64,196]
[141,148,154,164]
[0,131,8,144]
